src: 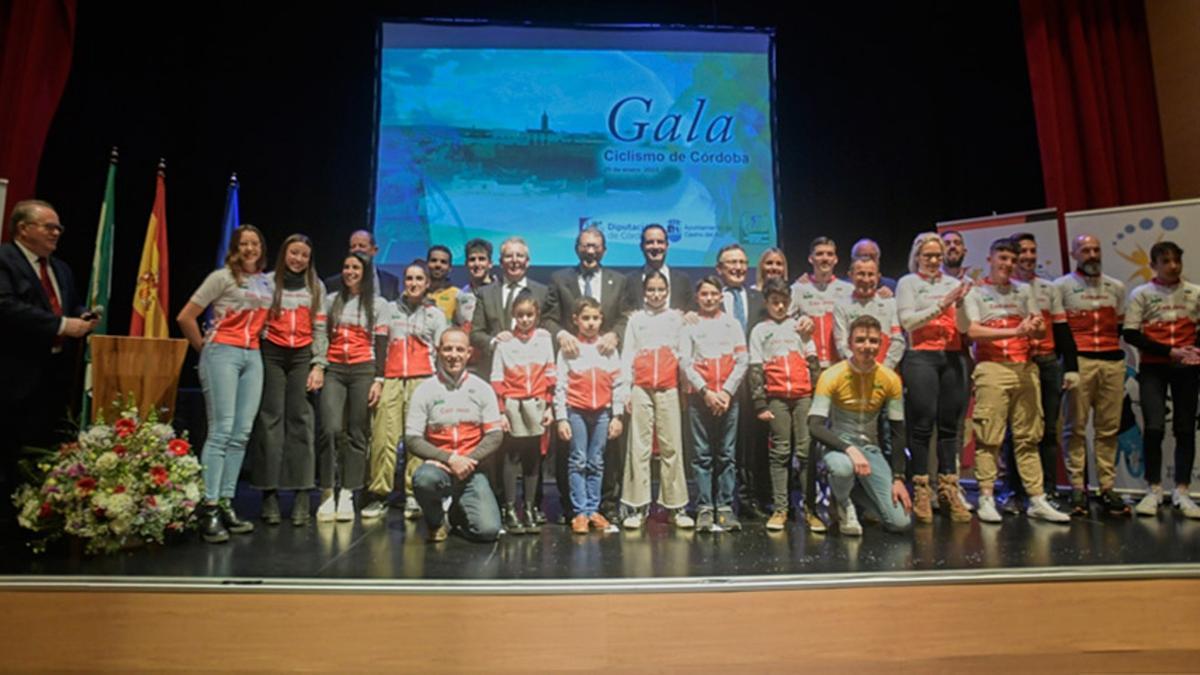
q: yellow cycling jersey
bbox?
[809,359,904,447]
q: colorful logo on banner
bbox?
[1109,215,1183,285]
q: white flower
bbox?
[79,425,113,450]
[109,518,131,536]
[95,452,120,473]
[106,493,135,517]
[183,484,200,501]
[150,424,175,442]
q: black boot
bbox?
[199,503,230,544]
[522,502,541,534]
[291,490,311,527]
[261,491,281,525]
[218,499,255,534]
[531,503,548,525]
[502,504,525,535]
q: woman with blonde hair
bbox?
[753,247,788,290]
[895,232,973,524]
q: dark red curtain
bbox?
[0,0,77,236]
[1020,0,1168,212]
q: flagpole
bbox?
[81,146,119,424]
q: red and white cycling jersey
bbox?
[896,272,964,352]
[263,278,326,350]
[406,369,503,457]
[1023,275,1066,357]
[621,308,685,391]
[1055,271,1125,353]
[190,268,272,350]
[381,298,446,378]
[749,317,817,399]
[680,312,748,395]
[1124,279,1200,364]
[962,279,1039,363]
[789,276,854,367]
[832,292,906,369]
[554,336,626,419]
[491,328,556,402]
[317,293,390,365]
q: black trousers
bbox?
[1139,362,1199,486]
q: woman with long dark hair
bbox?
[251,234,326,526]
[177,225,272,544]
[313,252,390,522]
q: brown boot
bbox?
[912,475,933,523]
[938,474,972,522]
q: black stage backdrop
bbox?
[34,1,1043,387]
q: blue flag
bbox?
[215,173,239,267]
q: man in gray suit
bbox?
[542,226,634,523]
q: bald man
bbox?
[1054,234,1128,517]
[324,230,401,301]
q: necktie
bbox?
[39,258,62,316]
[40,258,63,350]
[582,272,595,300]
[729,287,746,332]
[504,282,519,326]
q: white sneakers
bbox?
[316,491,336,522]
[404,496,423,520]
[1027,494,1070,523]
[1173,488,1200,519]
[836,501,862,536]
[1134,486,1162,517]
[622,512,644,530]
[335,488,355,521]
[977,495,1003,523]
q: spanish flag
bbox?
[130,159,170,337]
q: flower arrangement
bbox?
[11,402,202,555]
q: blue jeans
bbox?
[690,394,739,510]
[823,438,912,533]
[412,463,501,542]
[567,408,610,516]
[198,343,264,501]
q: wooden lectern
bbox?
[89,335,189,422]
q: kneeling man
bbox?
[405,328,504,542]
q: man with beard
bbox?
[543,226,633,523]
[425,244,459,324]
[850,238,897,294]
[941,230,970,280]
[625,223,694,311]
[1055,234,1128,516]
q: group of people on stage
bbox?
[5,197,1200,546]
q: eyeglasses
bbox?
[919,252,944,260]
[25,221,64,234]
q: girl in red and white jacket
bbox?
[555,296,626,534]
[252,234,327,527]
[680,275,749,533]
[490,294,555,533]
[619,270,691,530]
[177,224,272,544]
[312,252,390,523]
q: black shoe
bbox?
[217,499,255,534]
[502,505,525,535]
[738,501,765,521]
[531,504,547,525]
[291,490,311,526]
[261,492,281,526]
[199,504,230,544]
[1001,496,1023,516]
[1100,490,1131,516]
[522,502,541,534]
[1070,489,1088,517]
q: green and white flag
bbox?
[81,147,118,422]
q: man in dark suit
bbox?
[542,227,633,523]
[625,223,694,311]
[715,243,772,520]
[323,229,401,301]
[467,236,549,518]
[0,200,97,512]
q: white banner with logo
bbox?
[1066,199,1200,492]
[936,208,1065,281]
